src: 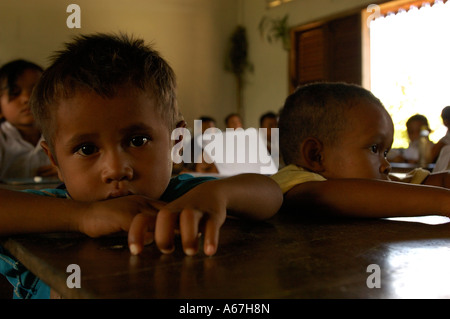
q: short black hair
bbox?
[0,59,43,97]
[30,33,180,151]
[224,113,241,125]
[199,116,216,123]
[406,114,430,130]
[278,82,384,165]
[259,111,277,127]
[441,106,450,121]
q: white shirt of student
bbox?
[440,130,450,145]
[0,121,51,179]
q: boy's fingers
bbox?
[202,213,225,256]
[179,208,203,256]
[154,208,178,254]
[128,212,156,255]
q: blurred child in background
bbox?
[0,59,57,179]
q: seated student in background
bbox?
[272,82,449,218]
[0,59,57,179]
[431,106,450,162]
[0,33,283,298]
[225,112,243,129]
[259,111,278,153]
[171,116,217,175]
[175,115,219,175]
[199,116,217,134]
[389,114,434,164]
[178,135,219,175]
[433,144,450,172]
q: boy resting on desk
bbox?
[0,33,282,299]
[272,82,450,217]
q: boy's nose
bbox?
[101,151,133,183]
[379,160,392,176]
[21,92,30,105]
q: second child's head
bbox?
[406,114,430,142]
[30,33,183,202]
[279,82,394,181]
[441,106,450,128]
[0,59,43,128]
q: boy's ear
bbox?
[301,137,325,172]
[40,141,64,181]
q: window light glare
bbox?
[370,0,449,148]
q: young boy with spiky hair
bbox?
[0,33,282,298]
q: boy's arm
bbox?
[130,174,283,257]
[0,189,71,235]
[0,188,160,237]
[283,179,450,218]
[423,172,450,189]
[205,173,284,220]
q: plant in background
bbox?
[225,25,253,123]
[258,14,291,51]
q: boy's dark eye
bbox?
[130,136,149,148]
[76,144,98,156]
[370,145,379,154]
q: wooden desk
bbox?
[2,212,450,300]
[0,178,62,191]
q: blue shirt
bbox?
[0,174,216,299]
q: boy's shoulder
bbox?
[271,164,326,194]
[161,173,217,202]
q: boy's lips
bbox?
[106,190,133,199]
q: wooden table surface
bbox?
[2,211,450,300]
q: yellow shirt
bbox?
[271,164,430,194]
[271,165,326,194]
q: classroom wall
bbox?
[0,0,378,130]
[240,0,378,128]
[0,0,239,130]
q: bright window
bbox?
[369,0,450,148]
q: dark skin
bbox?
[0,88,283,257]
[284,100,450,218]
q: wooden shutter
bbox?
[290,13,362,92]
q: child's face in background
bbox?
[226,115,243,129]
[320,101,394,181]
[43,87,174,202]
[261,117,277,140]
[0,69,41,127]
[406,120,425,142]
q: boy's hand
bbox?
[77,191,225,257]
[77,195,165,245]
[154,181,227,257]
[77,174,281,257]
